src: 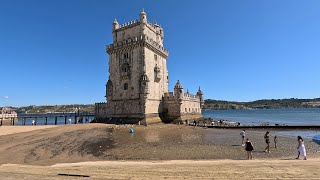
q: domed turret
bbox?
[106,79,113,100]
[140,9,147,24]
[174,80,183,89]
[197,86,204,108]
[174,80,184,99]
[112,18,119,31]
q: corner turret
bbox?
[112,19,119,43]
[196,86,204,108]
[112,18,119,31]
[106,79,113,101]
[140,9,147,24]
[140,71,149,95]
[153,23,164,46]
[174,80,184,99]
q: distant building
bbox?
[95,10,204,124]
[302,101,320,107]
[0,107,18,125]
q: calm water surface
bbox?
[202,108,320,126]
[202,108,320,144]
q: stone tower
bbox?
[95,10,204,125]
[104,10,169,124]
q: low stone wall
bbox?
[144,116,162,125]
[171,114,203,124]
[92,112,202,125]
[0,118,18,126]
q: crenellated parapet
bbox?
[163,92,175,100]
[114,19,140,31]
[106,35,169,58]
[183,92,201,101]
[163,91,200,102]
[114,19,162,33]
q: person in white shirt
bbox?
[240,130,246,146]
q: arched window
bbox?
[121,63,130,74]
[124,83,128,90]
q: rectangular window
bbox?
[124,83,128,90]
[124,53,129,59]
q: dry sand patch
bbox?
[0,159,320,179]
[0,125,56,136]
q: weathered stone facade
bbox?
[0,107,18,125]
[95,10,204,124]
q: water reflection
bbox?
[312,134,320,144]
[181,134,201,143]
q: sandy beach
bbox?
[0,158,320,179]
[0,124,319,179]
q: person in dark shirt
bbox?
[264,131,271,153]
[245,138,254,159]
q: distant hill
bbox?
[204,98,320,110]
[6,98,320,113]
[14,104,95,114]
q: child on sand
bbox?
[245,138,254,159]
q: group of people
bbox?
[240,130,307,160]
[76,117,89,124]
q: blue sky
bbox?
[0,0,320,107]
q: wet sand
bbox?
[0,124,319,179]
[0,125,56,136]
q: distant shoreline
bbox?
[204,98,320,110]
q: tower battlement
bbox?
[114,19,162,34]
[118,20,139,29]
[106,34,169,57]
[163,91,200,102]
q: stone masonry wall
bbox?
[96,11,203,124]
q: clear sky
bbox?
[1,0,320,107]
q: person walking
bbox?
[296,136,307,160]
[274,135,278,148]
[245,138,254,159]
[264,131,270,153]
[240,130,246,146]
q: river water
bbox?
[203,108,320,144]
[203,108,320,126]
